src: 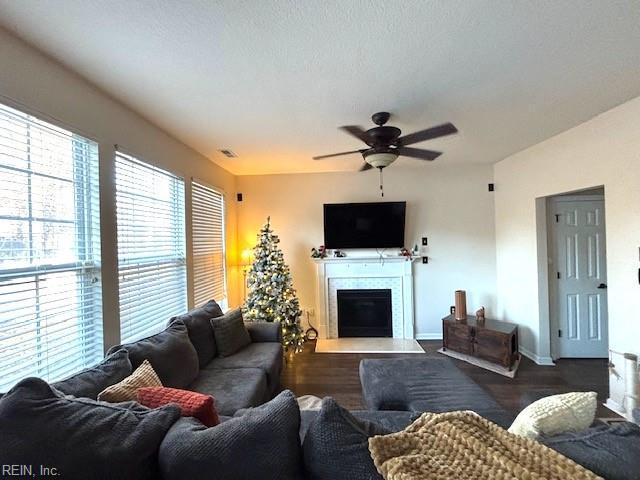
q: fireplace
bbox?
[336,289,392,337]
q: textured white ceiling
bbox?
[1,0,639,175]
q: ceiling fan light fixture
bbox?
[363,150,398,169]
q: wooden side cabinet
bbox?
[442,314,518,370]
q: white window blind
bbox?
[115,151,187,343]
[0,103,102,392]
[191,181,227,308]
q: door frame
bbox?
[546,193,607,360]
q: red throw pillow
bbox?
[137,386,220,427]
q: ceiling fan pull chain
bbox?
[379,167,384,197]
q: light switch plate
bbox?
[422,237,428,246]
[422,256,428,264]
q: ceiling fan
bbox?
[312,112,458,172]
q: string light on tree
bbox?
[243,217,305,353]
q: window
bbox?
[0,103,101,391]
[115,151,187,343]
[191,181,227,309]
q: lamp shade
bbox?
[364,151,398,168]
[240,248,253,266]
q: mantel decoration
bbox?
[310,245,327,258]
[244,217,305,353]
[399,244,419,261]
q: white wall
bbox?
[494,96,640,411]
[237,164,496,337]
[0,27,239,350]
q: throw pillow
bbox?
[0,377,180,480]
[508,391,597,439]
[52,349,132,399]
[210,308,251,357]
[303,397,389,480]
[169,300,223,367]
[541,422,640,480]
[98,360,162,402]
[108,320,199,388]
[159,390,303,480]
[138,386,220,427]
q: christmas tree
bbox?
[243,217,305,352]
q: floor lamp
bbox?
[240,249,252,302]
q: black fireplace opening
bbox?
[337,289,392,337]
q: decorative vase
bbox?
[454,290,467,321]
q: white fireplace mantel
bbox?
[313,256,417,339]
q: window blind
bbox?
[115,151,187,343]
[191,181,227,308]
[0,103,102,392]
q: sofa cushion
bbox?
[508,391,597,439]
[159,390,303,480]
[169,300,223,367]
[138,386,219,427]
[303,397,389,480]
[299,409,419,442]
[98,359,162,402]
[109,321,199,389]
[52,349,132,399]
[188,367,268,416]
[211,308,251,357]
[0,377,180,480]
[206,342,282,392]
[359,357,515,428]
[245,321,282,343]
[541,422,640,480]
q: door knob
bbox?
[597,283,607,289]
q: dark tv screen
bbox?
[323,202,406,249]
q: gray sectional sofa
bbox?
[108,300,283,416]
[2,298,640,480]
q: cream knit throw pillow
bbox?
[98,359,162,402]
[508,391,597,439]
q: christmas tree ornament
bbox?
[243,217,305,352]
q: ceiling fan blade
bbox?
[397,147,442,161]
[396,122,458,146]
[339,125,371,145]
[313,149,363,160]
[359,162,373,171]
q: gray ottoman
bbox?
[359,357,514,428]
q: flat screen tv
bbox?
[323,202,406,249]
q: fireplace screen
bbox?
[336,289,392,337]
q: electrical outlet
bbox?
[422,237,428,246]
[422,256,428,264]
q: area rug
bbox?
[315,338,425,354]
[437,347,520,378]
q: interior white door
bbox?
[552,198,608,358]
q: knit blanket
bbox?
[368,411,601,480]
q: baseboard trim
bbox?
[520,346,555,366]
[415,333,443,340]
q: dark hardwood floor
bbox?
[281,340,613,417]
